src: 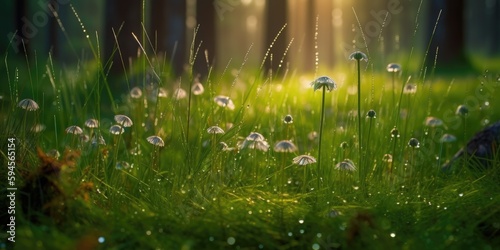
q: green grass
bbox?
[2,48,500,249]
[2,11,500,250]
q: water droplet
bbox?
[299,219,304,224]
[209,236,214,241]
[146,230,151,235]
[300,229,305,234]
[259,244,264,249]
[227,237,236,245]
[317,233,322,238]
[312,243,320,250]
[98,237,105,243]
[459,193,463,197]
[288,232,293,237]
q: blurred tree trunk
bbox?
[427,0,469,69]
[264,0,288,77]
[14,0,28,55]
[150,0,186,77]
[104,0,142,76]
[303,0,315,72]
[193,0,215,80]
[490,0,500,55]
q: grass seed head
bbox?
[403,83,417,94]
[425,116,444,127]
[192,82,205,95]
[292,155,317,165]
[335,159,357,171]
[390,127,400,138]
[207,126,225,134]
[109,125,124,135]
[311,76,337,92]
[440,134,457,143]
[18,98,40,111]
[366,109,376,118]
[386,63,402,73]
[273,140,298,153]
[130,87,143,99]
[238,132,269,151]
[408,138,420,148]
[84,118,99,128]
[114,115,133,127]
[147,135,165,147]
[157,87,168,98]
[349,51,368,62]
[80,134,90,143]
[382,154,393,163]
[91,134,106,146]
[173,88,187,100]
[65,125,83,135]
[214,95,235,110]
[456,105,469,116]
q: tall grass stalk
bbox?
[311,76,336,191]
[317,87,326,190]
[349,51,367,186]
[365,110,375,177]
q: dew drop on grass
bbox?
[317,233,322,238]
[259,244,264,249]
[459,193,463,197]
[288,232,293,237]
[390,233,396,238]
[299,219,304,224]
[146,230,151,236]
[98,237,105,243]
[300,229,305,234]
[312,243,320,250]
[209,236,214,242]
